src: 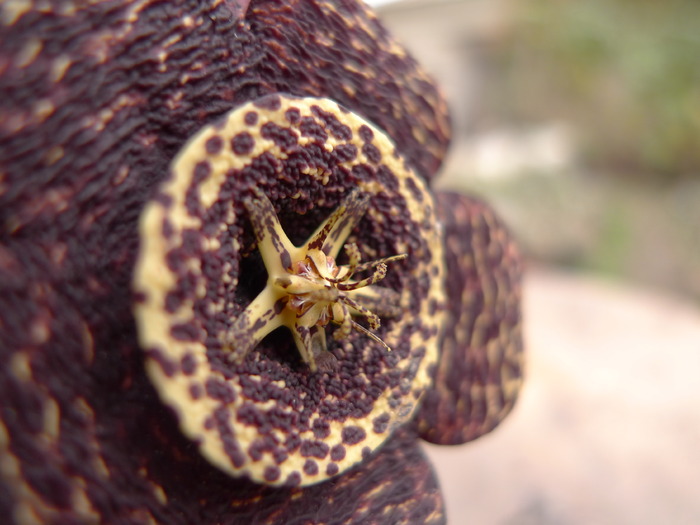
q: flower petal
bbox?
[417,192,525,445]
[133,94,447,485]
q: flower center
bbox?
[274,246,406,348]
[223,188,407,371]
[280,254,340,323]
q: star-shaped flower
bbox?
[228,187,406,371]
[0,1,523,523]
[133,94,447,487]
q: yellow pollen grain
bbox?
[112,165,130,186]
[81,321,95,364]
[71,488,99,520]
[57,2,77,16]
[29,317,50,344]
[1,0,31,25]
[51,55,71,83]
[9,352,32,382]
[16,38,42,68]
[42,397,60,441]
[33,99,54,122]
[162,33,183,49]
[153,483,167,504]
[44,145,64,165]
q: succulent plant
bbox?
[0,1,523,523]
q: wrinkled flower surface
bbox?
[0,1,523,524]
[133,93,447,487]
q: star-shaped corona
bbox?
[226,188,407,371]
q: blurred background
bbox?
[369,0,700,523]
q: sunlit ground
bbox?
[374,0,700,523]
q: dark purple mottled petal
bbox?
[223,0,252,20]
[0,0,451,520]
[417,192,525,445]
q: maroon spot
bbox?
[254,94,281,111]
[303,459,319,476]
[161,217,174,239]
[214,407,246,468]
[412,346,426,360]
[154,191,173,208]
[330,444,346,462]
[372,413,390,434]
[405,176,424,203]
[166,271,197,313]
[362,143,381,164]
[164,291,181,314]
[248,439,266,461]
[341,426,366,445]
[180,228,202,254]
[247,150,280,179]
[299,116,327,142]
[231,132,255,155]
[205,378,236,404]
[330,123,352,141]
[274,297,287,314]
[205,135,223,154]
[193,160,211,181]
[426,363,438,382]
[229,448,246,469]
[170,322,201,342]
[147,348,177,377]
[285,433,301,452]
[375,165,399,192]
[300,440,329,459]
[312,418,330,439]
[273,448,288,464]
[264,465,280,483]
[428,298,438,316]
[181,353,197,375]
[310,105,351,140]
[358,124,374,142]
[236,402,265,426]
[326,463,339,477]
[285,107,301,124]
[280,250,291,270]
[361,447,371,460]
[185,162,211,215]
[189,383,203,400]
[285,471,301,487]
[261,122,297,151]
[244,111,258,126]
[350,163,375,182]
[332,143,357,164]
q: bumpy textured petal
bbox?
[133,94,445,486]
[0,372,444,524]
[416,192,525,445]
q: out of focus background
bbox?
[371,0,700,523]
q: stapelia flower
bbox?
[0,1,523,524]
